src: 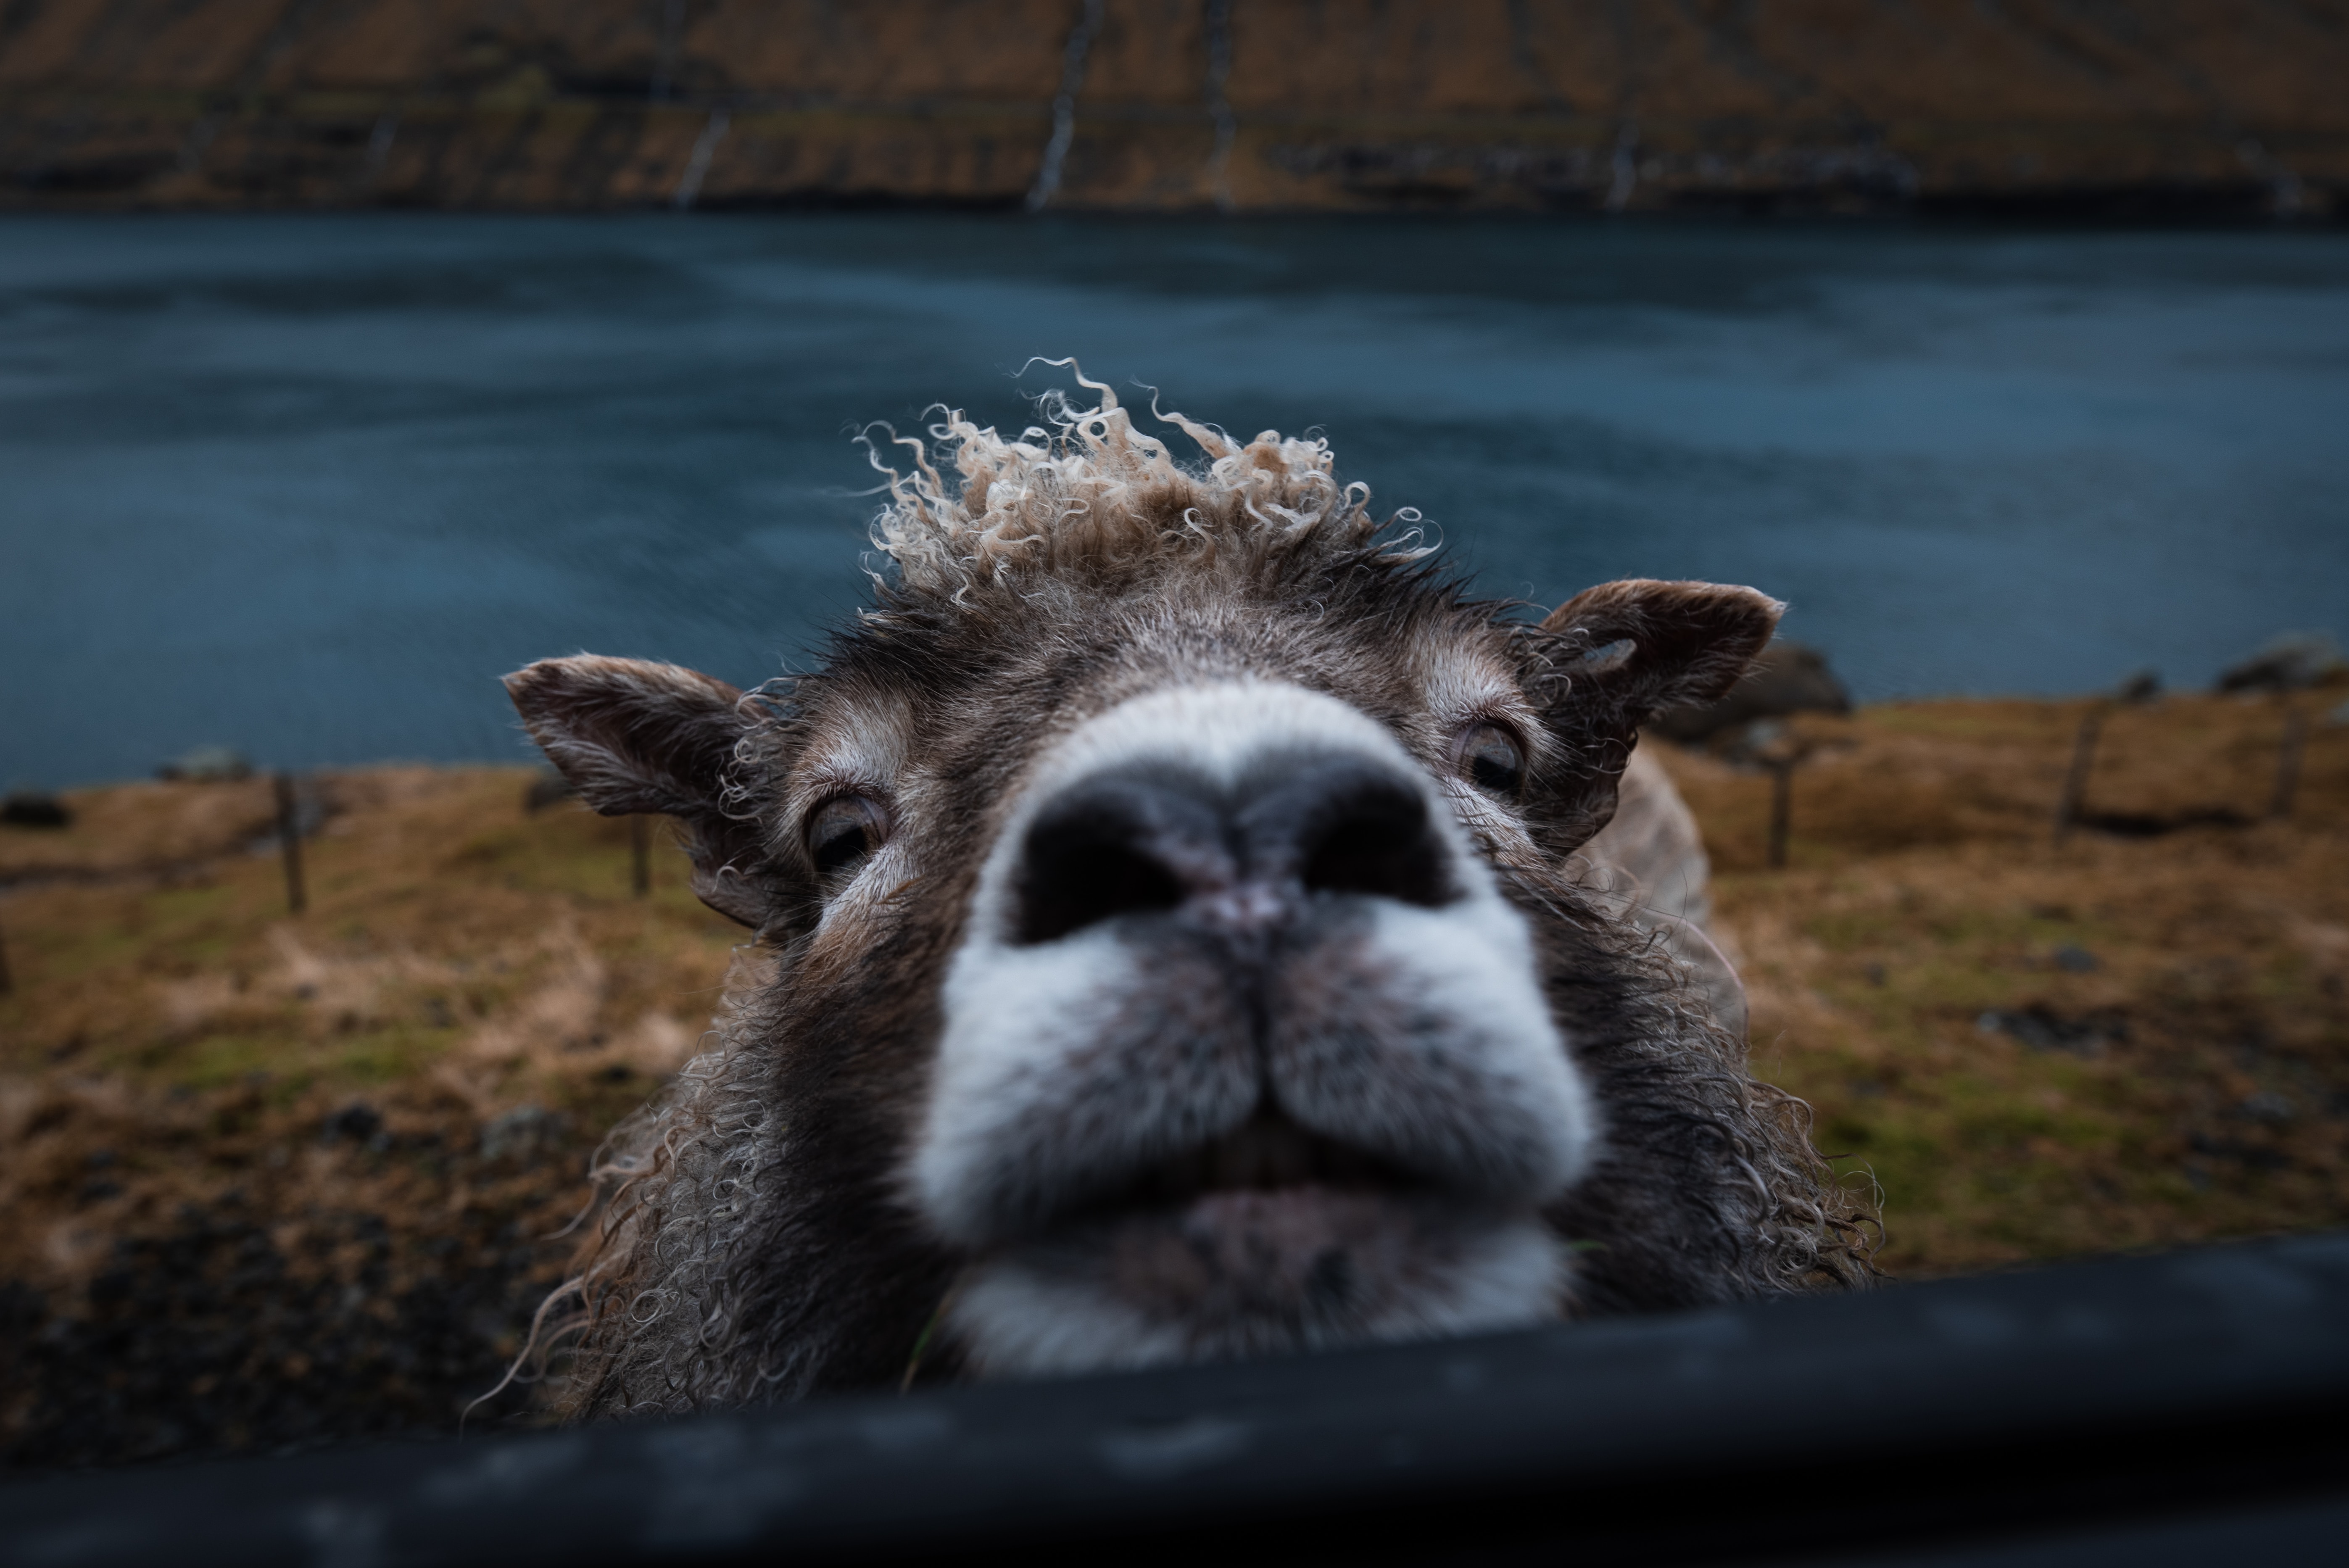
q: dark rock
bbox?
[2113,669,2162,704]
[1650,641,1851,745]
[2052,945,2099,973]
[2216,632,2346,695]
[2189,1133,2290,1171]
[2074,806,2253,838]
[0,791,72,828]
[1976,1004,2128,1056]
[319,1102,383,1145]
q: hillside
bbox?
[1,690,2344,1466]
[3,0,2344,215]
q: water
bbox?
[3,213,2344,787]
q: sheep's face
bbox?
[510,568,1776,1382]
[881,611,1592,1376]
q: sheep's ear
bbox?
[504,655,772,927]
[1532,579,1783,841]
[1540,579,1784,722]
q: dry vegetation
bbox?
[0,769,745,1467]
[1653,690,2349,1275]
[0,689,2343,1466]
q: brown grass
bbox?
[0,766,741,1285]
[1650,688,2349,1276]
[0,768,744,1463]
[0,690,2342,1462]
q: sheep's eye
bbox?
[805,795,889,879]
[1457,723,1526,797]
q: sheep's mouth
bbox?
[1088,1111,1424,1219]
[952,1108,1569,1375]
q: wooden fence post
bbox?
[2053,706,2106,846]
[274,772,307,915]
[631,814,651,899]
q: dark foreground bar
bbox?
[7,1231,2349,1568]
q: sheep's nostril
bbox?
[1017,840,1184,946]
[1279,767,1453,910]
[1302,817,1447,907]
[1014,780,1204,945]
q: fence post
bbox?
[631,814,651,899]
[0,922,12,996]
[273,772,307,915]
[2270,705,2309,820]
[2053,705,2105,846]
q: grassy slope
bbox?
[0,768,747,1464]
[0,691,2342,1462]
[1651,692,2349,1275]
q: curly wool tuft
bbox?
[522,947,804,1417]
[866,364,1415,598]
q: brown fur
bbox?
[507,376,1873,1415]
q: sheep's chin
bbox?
[943,1189,1569,1379]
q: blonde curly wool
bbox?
[866,364,1400,596]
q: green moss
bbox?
[152,1031,311,1092]
[438,813,654,902]
[333,1025,459,1083]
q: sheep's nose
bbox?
[1013,754,1455,946]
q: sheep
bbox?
[506,373,1871,1415]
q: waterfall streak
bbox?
[1205,0,1236,212]
[1028,0,1105,213]
[675,110,730,211]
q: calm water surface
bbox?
[3,213,2344,785]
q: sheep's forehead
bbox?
[789,685,916,805]
[786,595,1532,812]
